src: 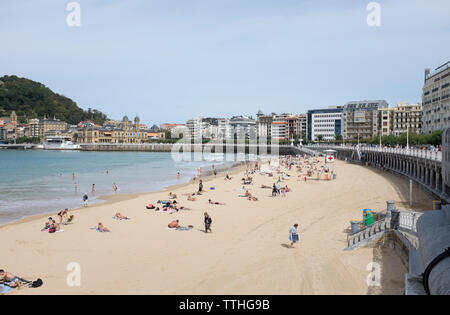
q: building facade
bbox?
[306,107,343,141]
[342,100,388,140]
[422,61,450,133]
[390,102,422,136]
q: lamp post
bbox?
[406,112,409,150]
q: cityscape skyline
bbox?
[1,0,450,125]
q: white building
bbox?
[306,107,343,141]
[229,115,257,139]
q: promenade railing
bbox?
[304,144,442,162]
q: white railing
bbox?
[399,211,422,233]
[305,144,442,162]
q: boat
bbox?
[43,136,81,150]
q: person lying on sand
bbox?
[168,219,179,228]
[114,212,129,220]
[168,192,177,199]
[248,196,258,201]
[97,222,110,232]
[208,199,226,205]
[0,269,20,288]
[260,184,271,189]
[187,195,196,201]
[172,205,191,212]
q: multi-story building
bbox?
[77,115,147,143]
[306,107,343,141]
[217,119,232,140]
[229,115,256,139]
[28,118,40,138]
[271,114,288,141]
[256,111,274,140]
[161,124,187,138]
[422,61,450,133]
[390,102,422,136]
[297,114,307,138]
[342,100,388,140]
[186,118,203,139]
[38,117,68,140]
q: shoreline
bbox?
[0,160,249,230]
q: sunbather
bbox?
[0,269,20,288]
[208,199,226,205]
[97,222,110,232]
[168,219,179,228]
[114,212,129,220]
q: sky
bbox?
[1,0,450,126]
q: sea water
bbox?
[0,150,243,225]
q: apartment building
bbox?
[342,100,388,140]
[391,102,422,135]
[422,61,450,133]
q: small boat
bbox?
[43,136,80,150]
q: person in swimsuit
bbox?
[204,212,212,233]
[208,199,225,205]
[57,209,69,224]
[114,212,129,220]
[41,217,53,231]
[168,220,179,228]
[0,270,20,288]
[97,222,110,232]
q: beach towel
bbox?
[113,216,130,220]
[0,284,15,294]
[176,225,194,231]
[92,227,109,232]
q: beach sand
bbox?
[1,158,433,295]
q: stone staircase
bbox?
[346,201,422,250]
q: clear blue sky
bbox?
[1,0,449,126]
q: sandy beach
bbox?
[1,157,434,295]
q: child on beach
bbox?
[289,224,299,248]
[83,193,89,207]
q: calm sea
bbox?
[0,150,242,225]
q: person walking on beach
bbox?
[204,212,212,233]
[289,224,299,248]
[198,179,203,193]
[83,193,89,207]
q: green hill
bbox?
[0,75,107,125]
